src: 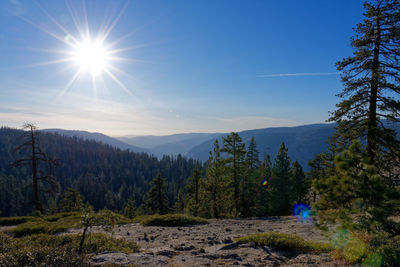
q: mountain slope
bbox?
[187,123,336,168]
[42,129,152,154]
[0,127,198,216]
[118,133,222,157]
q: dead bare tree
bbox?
[13,123,59,214]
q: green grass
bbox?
[0,232,140,266]
[235,232,332,254]
[0,216,39,226]
[138,214,209,226]
[20,233,140,254]
[9,210,131,237]
[11,215,81,237]
[42,212,84,222]
[93,209,132,225]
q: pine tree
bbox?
[243,136,260,217]
[308,152,335,203]
[58,188,85,212]
[185,166,202,216]
[329,0,400,165]
[222,132,246,216]
[123,198,137,219]
[173,188,185,214]
[145,173,170,214]
[254,155,273,216]
[268,142,293,215]
[204,140,231,218]
[246,136,260,169]
[314,140,400,233]
[291,161,309,203]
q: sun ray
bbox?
[17,16,70,46]
[107,42,160,54]
[91,75,99,106]
[55,70,81,102]
[105,65,150,104]
[104,68,134,97]
[33,0,80,45]
[104,18,160,49]
[65,0,86,40]
[81,0,90,39]
[98,1,130,43]
[16,0,139,102]
[2,58,75,70]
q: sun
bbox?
[72,38,110,76]
[17,1,137,100]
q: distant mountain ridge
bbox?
[41,129,153,154]
[187,123,335,168]
[118,123,336,168]
[43,123,337,168]
[118,133,223,158]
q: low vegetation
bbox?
[0,211,138,266]
[235,232,332,254]
[0,216,38,226]
[7,210,131,237]
[0,232,139,266]
[138,214,209,226]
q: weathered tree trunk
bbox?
[30,127,42,213]
[367,16,381,163]
[79,218,90,254]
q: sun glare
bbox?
[72,38,109,76]
[17,1,137,101]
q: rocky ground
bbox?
[68,216,350,267]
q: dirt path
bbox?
[67,216,349,266]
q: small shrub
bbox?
[10,213,85,237]
[0,216,38,226]
[0,232,140,266]
[139,214,209,226]
[0,233,86,266]
[365,232,400,266]
[93,209,132,225]
[11,218,79,237]
[80,233,139,254]
[10,211,132,237]
[132,215,150,223]
[235,232,332,254]
[42,212,84,222]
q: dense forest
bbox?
[0,126,200,216]
[0,126,310,219]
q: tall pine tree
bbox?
[204,140,231,218]
[254,155,273,216]
[243,136,260,217]
[145,173,170,215]
[268,142,293,215]
[222,132,246,216]
[329,0,400,165]
[185,165,202,216]
[290,161,309,203]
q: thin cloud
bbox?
[257,72,340,78]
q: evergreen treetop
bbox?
[145,173,170,215]
[329,0,400,163]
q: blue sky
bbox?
[0,0,365,136]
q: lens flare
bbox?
[331,228,350,249]
[293,203,313,223]
[262,179,268,186]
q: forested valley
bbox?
[0,126,309,219]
